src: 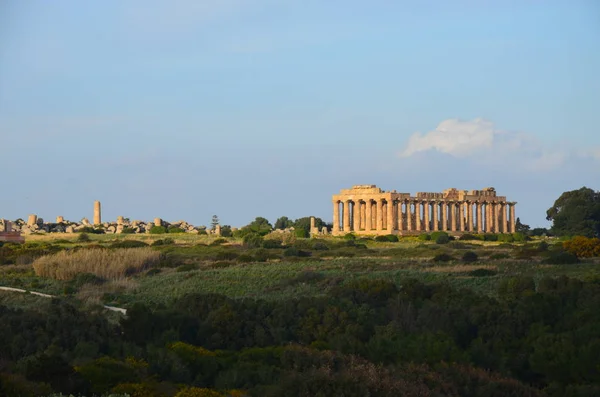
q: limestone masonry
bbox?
[332,185,516,236]
[0,201,223,237]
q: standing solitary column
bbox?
[27,214,37,227]
[94,201,102,225]
[333,201,340,233]
[365,200,372,232]
[387,200,394,233]
[441,202,447,231]
[406,201,413,231]
[432,202,439,231]
[509,203,517,233]
[343,201,350,232]
[476,202,482,233]
[353,201,361,231]
[376,200,383,231]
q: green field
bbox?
[1,233,598,309]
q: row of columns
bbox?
[332,200,516,234]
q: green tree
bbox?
[546,187,600,237]
[515,217,530,234]
[293,216,325,236]
[274,216,293,230]
[245,217,272,236]
[210,215,219,230]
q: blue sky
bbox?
[1,0,599,228]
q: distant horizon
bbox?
[2,1,598,229]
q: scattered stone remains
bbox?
[1,201,213,236]
[0,220,25,243]
[332,185,517,236]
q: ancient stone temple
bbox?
[332,185,516,236]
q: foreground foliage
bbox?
[1,273,599,396]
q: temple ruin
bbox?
[332,185,516,236]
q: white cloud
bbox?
[400,118,495,157]
[398,118,589,172]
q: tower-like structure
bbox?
[94,200,102,225]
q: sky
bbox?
[1,0,599,228]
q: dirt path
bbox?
[0,286,127,315]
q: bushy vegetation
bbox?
[32,248,160,281]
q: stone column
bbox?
[495,202,501,234]
[432,202,439,231]
[5,221,12,232]
[117,216,124,225]
[423,201,430,232]
[485,202,491,233]
[93,201,101,225]
[509,202,516,233]
[361,202,366,230]
[458,202,464,232]
[343,201,350,232]
[414,201,421,231]
[27,214,37,227]
[387,200,394,233]
[154,218,162,227]
[450,202,457,231]
[441,202,447,231]
[56,216,64,223]
[376,199,383,231]
[365,200,372,231]
[467,202,473,232]
[397,202,404,231]
[333,201,340,233]
[476,202,482,233]
[498,203,505,233]
[353,201,361,231]
[406,201,412,231]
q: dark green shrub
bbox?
[71,273,106,289]
[430,231,448,241]
[262,239,282,249]
[497,234,515,243]
[542,252,580,265]
[343,233,356,240]
[251,248,272,262]
[489,253,510,260]
[146,268,161,276]
[311,241,329,251]
[512,232,528,242]
[176,263,198,272]
[419,233,431,241]
[375,236,388,242]
[483,233,498,241]
[210,238,227,246]
[433,253,453,262]
[167,226,185,234]
[468,268,497,277]
[152,238,174,246]
[149,226,167,234]
[435,234,450,244]
[110,240,149,249]
[386,234,399,242]
[448,242,470,249]
[459,233,481,241]
[197,229,208,235]
[215,251,238,261]
[120,227,135,234]
[537,241,549,252]
[283,247,311,257]
[77,233,91,243]
[515,249,538,260]
[236,254,254,263]
[243,233,264,248]
[462,251,478,263]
